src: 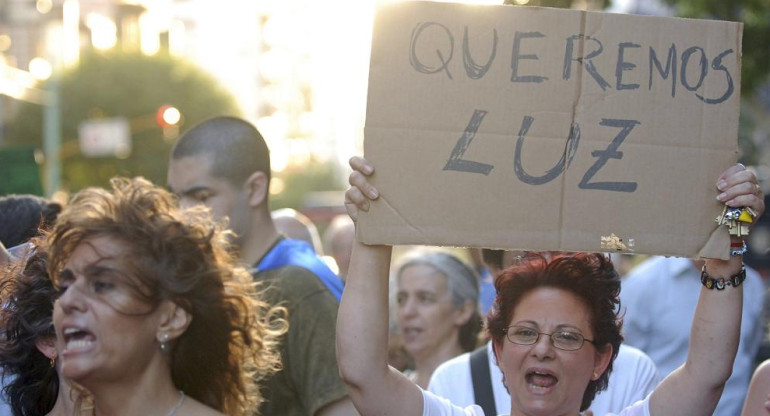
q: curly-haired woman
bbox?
[48,177,286,416]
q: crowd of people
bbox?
[0,115,767,416]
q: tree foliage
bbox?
[8,51,241,192]
[660,0,770,96]
[271,159,345,211]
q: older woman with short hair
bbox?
[394,249,482,387]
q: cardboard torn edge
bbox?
[600,233,634,252]
[697,226,730,260]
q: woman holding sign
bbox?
[337,156,763,416]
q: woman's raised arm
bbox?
[649,164,764,416]
[336,156,425,416]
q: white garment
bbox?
[428,342,659,415]
[620,256,765,416]
[421,389,650,416]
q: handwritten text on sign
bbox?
[410,23,735,103]
[361,2,741,258]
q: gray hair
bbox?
[395,249,482,352]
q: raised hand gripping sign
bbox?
[359,1,741,259]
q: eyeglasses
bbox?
[503,325,595,351]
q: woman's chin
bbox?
[403,348,419,360]
[60,361,95,385]
[515,397,569,416]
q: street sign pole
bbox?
[43,67,60,197]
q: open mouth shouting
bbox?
[525,368,558,393]
[62,326,96,354]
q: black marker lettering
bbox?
[511,31,548,83]
[680,46,707,92]
[649,44,677,97]
[410,22,454,79]
[563,35,611,90]
[463,27,498,80]
[579,119,639,192]
[513,116,580,185]
[615,42,640,90]
[696,49,734,105]
[443,110,494,175]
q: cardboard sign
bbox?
[359,1,742,259]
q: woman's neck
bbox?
[46,380,76,416]
[84,359,182,416]
[90,382,182,416]
[510,404,584,416]
[412,341,465,389]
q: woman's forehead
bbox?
[65,236,128,270]
[509,287,592,328]
[398,264,447,288]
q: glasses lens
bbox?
[552,331,584,350]
[507,326,538,345]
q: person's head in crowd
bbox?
[272,208,324,254]
[323,214,355,281]
[170,117,350,414]
[167,116,278,266]
[486,252,621,413]
[47,177,286,415]
[0,194,62,247]
[0,242,75,416]
[394,249,481,388]
[0,194,61,253]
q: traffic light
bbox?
[156,105,182,141]
[156,105,181,128]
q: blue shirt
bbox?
[254,237,344,301]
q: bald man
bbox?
[167,116,353,416]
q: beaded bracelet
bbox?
[700,265,746,290]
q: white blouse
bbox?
[421,389,650,416]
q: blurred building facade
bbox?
[0,0,147,141]
[0,0,373,179]
[1,0,767,196]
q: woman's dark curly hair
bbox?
[0,244,59,416]
[46,177,287,416]
[486,252,623,412]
